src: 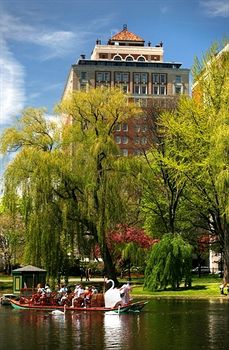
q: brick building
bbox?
[62,25,190,155]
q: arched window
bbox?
[113,55,122,60]
[137,56,146,61]
[125,55,134,61]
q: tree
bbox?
[0,88,140,283]
[0,204,24,274]
[158,42,229,282]
[56,87,140,284]
[107,224,158,278]
[0,108,67,279]
[144,234,192,290]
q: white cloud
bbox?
[0,37,25,125]
[0,9,81,125]
[0,11,79,60]
[200,0,229,17]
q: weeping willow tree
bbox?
[56,87,140,283]
[144,234,192,290]
[0,88,140,283]
[0,108,70,279]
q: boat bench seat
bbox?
[91,293,105,307]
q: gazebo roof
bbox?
[12,265,46,272]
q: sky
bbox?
[0,0,228,177]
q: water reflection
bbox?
[1,300,229,350]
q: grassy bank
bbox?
[131,276,227,299]
[0,274,227,299]
[0,275,13,291]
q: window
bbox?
[122,123,128,132]
[160,74,166,84]
[141,73,148,84]
[80,72,87,80]
[152,73,167,96]
[114,123,121,131]
[126,56,134,61]
[160,86,166,95]
[115,72,129,93]
[113,55,122,60]
[152,74,159,84]
[175,75,182,83]
[122,136,128,144]
[138,56,146,61]
[142,85,147,94]
[122,149,128,156]
[133,73,148,95]
[115,136,121,144]
[96,71,111,83]
[134,73,148,84]
[134,73,140,83]
[153,86,159,95]
[122,85,128,93]
[115,72,129,83]
[134,85,140,94]
[175,86,182,94]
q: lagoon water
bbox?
[1,299,229,350]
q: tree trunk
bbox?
[102,243,119,286]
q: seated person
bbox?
[119,283,132,305]
[71,285,85,307]
[60,292,69,305]
[83,286,93,307]
[59,284,68,295]
[44,284,52,297]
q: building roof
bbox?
[12,265,46,272]
[111,25,144,42]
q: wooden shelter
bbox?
[12,265,46,294]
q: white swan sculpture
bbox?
[104,279,122,308]
[51,304,66,316]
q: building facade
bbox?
[63,25,190,155]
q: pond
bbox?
[1,299,229,350]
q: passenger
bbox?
[119,282,132,305]
[71,284,84,307]
[37,283,44,294]
[44,284,52,297]
[59,284,67,295]
[91,285,98,294]
[83,286,93,307]
[60,291,69,305]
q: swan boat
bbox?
[10,280,147,314]
[10,298,147,313]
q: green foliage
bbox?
[0,88,140,281]
[144,234,192,290]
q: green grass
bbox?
[131,276,225,299]
[0,274,226,299]
[0,275,13,290]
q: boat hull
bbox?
[10,299,147,313]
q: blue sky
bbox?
[0,0,228,133]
